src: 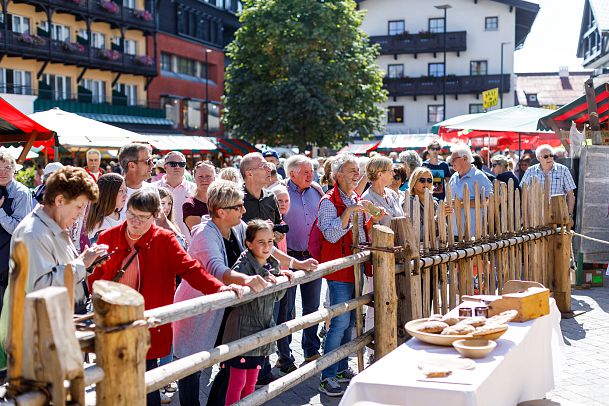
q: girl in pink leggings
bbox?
[221,220,294,405]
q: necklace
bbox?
[126,228,142,241]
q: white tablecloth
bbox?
[341,299,563,406]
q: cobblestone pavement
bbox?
[165,277,609,406]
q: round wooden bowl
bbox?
[405,318,508,346]
[452,339,497,359]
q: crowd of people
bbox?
[0,140,577,404]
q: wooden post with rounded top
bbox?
[550,195,572,315]
[372,225,397,360]
[93,280,149,406]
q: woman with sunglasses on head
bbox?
[362,156,404,227]
[491,154,520,188]
[407,167,453,238]
[85,173,127,244]
[89,189,243,406]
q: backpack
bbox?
[307,218,324,262]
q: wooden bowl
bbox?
[452,339,497,359]
[405,318,508,346]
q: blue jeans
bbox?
[273,286,296,366]
[321,280,356,380]
[300,278,323,358]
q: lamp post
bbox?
[205,49,211,135]
[435,4,451,122]
[499,41,510,108]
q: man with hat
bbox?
[33,162,64,205]
[262,148,286,179]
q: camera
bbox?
[0,186,8,200]
[273,224,290,234]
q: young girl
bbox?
[222,220,294,405]
[156,187,188,250]
[86,173,127,244]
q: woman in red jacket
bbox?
[89,189,242,406]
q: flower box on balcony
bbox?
[134,55,154,66]
[62,41,86,53]
[99,48,121,61]
[100,0,119,14]
[133,9,153,21]
[18,33,45,46]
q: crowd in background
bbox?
[0,140,577,404]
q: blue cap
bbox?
[262,149,279,160]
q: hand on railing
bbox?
[219,284,244,298]
[279,270,296,282]
[243,274,269,293]
[294,258,319,272]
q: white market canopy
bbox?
[0,146,38,159]
[376,133,454,152]
[135,134,217,152]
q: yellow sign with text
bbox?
[482,88,499,110]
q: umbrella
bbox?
[0,146,38,160]
[376,133,453,152]
[338,141,380,155]
[29,108,140,150]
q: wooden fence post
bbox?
[372,225,397,360]
[550,195,573,315]
[391,217,417,344]
[93,280,149,406]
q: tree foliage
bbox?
[223,0,387,150]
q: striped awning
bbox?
[538,82,609,131]
[0,98,54,143]
[212,137,259,156]
[337,141,380,155]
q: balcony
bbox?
[2,31,156,77]
[384,74,511,97]
[21,0,155,32]
[369,31,467,56]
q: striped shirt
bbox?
[318,187,367,244]
[520,163,576,195]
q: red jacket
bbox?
[89,222,224,359]
[320,186,370,283]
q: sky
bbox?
[514,0,586,73]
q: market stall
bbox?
[376,133,452,153]
[337,140,380,155]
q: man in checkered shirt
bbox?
[521,144,576,220]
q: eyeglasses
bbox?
[126,210,154,222]
[541,154,555,160]
[393,172,402,181]
[133,158,154,166]
[255,162,273,170]
[221,203,245,211]
[166,161,187,168]
[430,147,441,151]
[491,163,502,167]
[419,177,433,184]
[0,166,14,174]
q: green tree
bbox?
[223,0,387,151]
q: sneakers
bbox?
[255,373,278,387]
[160,391,172,404]
[336,368,357,383]
[279,363,298,374]
[302,353,321,365]
[164,381,178,393]
[319,377,344,397]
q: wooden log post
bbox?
[391,217,417,343]
[372,225,397,359]
[550,195,572,315]
[93,281,149,406]
[351,212,364,373]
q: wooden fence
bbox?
[0,177,572,405]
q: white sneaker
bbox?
[160,391,172,404]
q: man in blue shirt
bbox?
[448,145,493,238]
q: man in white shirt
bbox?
[118,143,156,217]
[153,151,196,241]
[85,149,104,182]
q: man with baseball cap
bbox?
[262,148,286,179]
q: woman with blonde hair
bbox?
[407,167,452,237]
[362,156,403,226]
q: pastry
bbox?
[429,314,443,320]
[487,309,518,325]
[441,324,475,335]
[423,368,452,378]
[473,323,508,337]
[457,316,487,327]
[417,320,449,333]
[441,315,460,326]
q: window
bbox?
[91,32,106,49]
[11,15,30,34]
[428,63,445,77]
[485,17,498,31]
[39,22,70,41]
[160,53,172,71]
[207,102,221,133]
[527,94,538,103]
[183,100,201,130]
[388,20,405,36]
[0,69,32,95]
[429,18,445,33]
[124,39,137,55]
[161,97,180,128]
[115,83,138,106]
[387,106,404,123]
[470,60,488,76]
[124,0,135,8]
[387,64,404,79]
[77,29,88,40]
[427,105,444,123]
[469,104,484,114]
[43,74,72,100]
[81,79,106,103]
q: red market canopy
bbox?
[338,141,380,155]
[538,82,609,131]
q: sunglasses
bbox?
[134,158,154,166]
[419,177,433,184]
[166,161,187,168]
[429,147,441,151]
[491,163,502,167]
[542,154,555,159]
[222,203,245,211]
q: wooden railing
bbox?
[0,177,572,405]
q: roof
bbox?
[0,98,54,143]
[589,0,609,31]
[515,72,592,107]
[76,113,175,127]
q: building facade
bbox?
[146,0,241,136]
[516,69,591,109]
[577,0,609,74]
[0,0,171,132]
[358,0,538,133]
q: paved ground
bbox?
[164,277,609,406]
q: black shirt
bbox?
[223,230,242,269]
[242,185,282,224]
[497,171,521,189]
[423,160,451,200]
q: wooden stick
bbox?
[446,183,455,249]
[372,225,397,358]
[391,217,416,342]
[455,198,463,246]
[351,213,364,373]
[7,241,29,396]
[64,264,74,314]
